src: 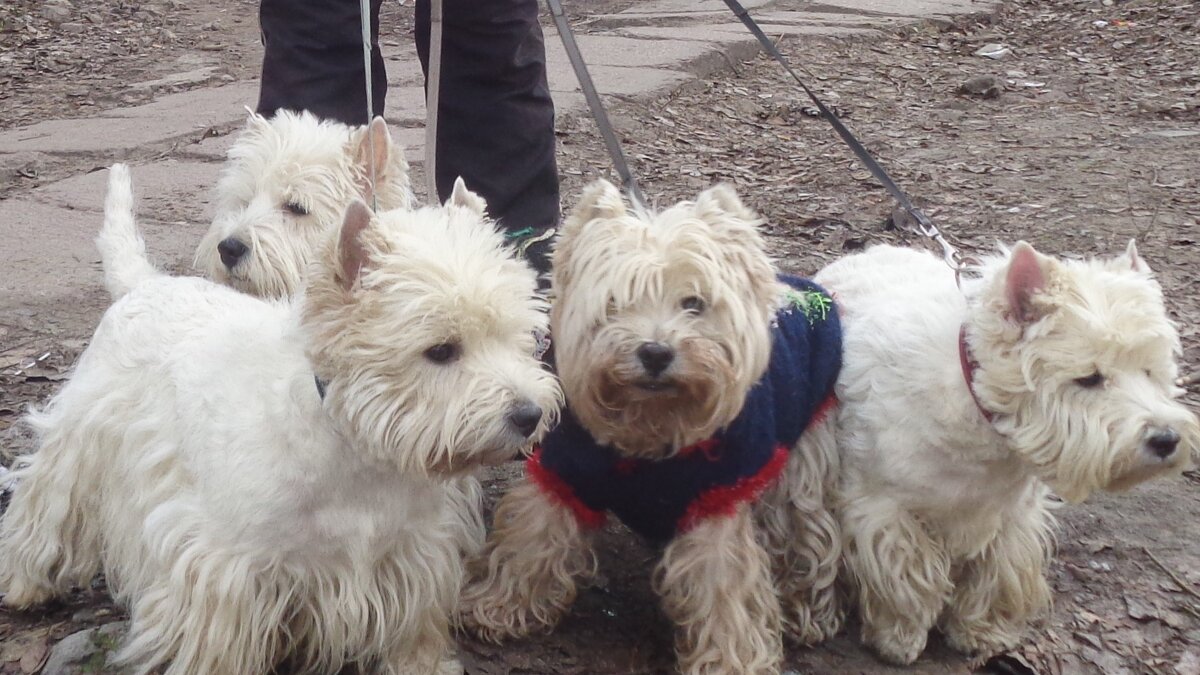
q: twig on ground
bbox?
[1143,546,1200,603]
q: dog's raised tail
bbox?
[96,163,158,300]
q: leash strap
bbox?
[545,0,646,209]
[720,0,962,275]
[425,0,444,203]
[358,0,379,211]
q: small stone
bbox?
[60,22,86,34]
[42,622,126,675]
[40,3,73,23]
[958,74,1002,99]
[974,43,1011,59]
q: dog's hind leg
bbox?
[0,412,105,607]
[842,490,953,666]
[656,506,783,675]
[940,496,1055,661]
[757,419,844,646]
[457,479,596,642]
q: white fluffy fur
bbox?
[460,180,843,675]
[0,179,559,675]
[196,110,413,299]
[814,242,1197,665]
[100,163,487,561]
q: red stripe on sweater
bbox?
[808,392,837,429]
[526,446,607,529]
[676,445,790,533]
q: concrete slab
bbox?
[0,199,205,308]
[547,62,693,99]
[750,10,913,27]
[178,130,240,161]
[701,22,882,39]
[29,160,223,225]
[615,0,770,15]
[564,34,719,70]
[383,85,427,126]
[105,82,259,122]
[804,0,992,18]
[0,117,212,156]
[0,83,256,155]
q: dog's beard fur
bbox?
[575,333,737,459]
[969,242,1197,502]
[551,180,781,459]
[196,110,413,299]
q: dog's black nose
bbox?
[1146,429,1181,459]
[637,342,674,376]
[217,238,249,269]
[507,401,543,439]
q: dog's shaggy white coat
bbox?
[196,110,413,299]
[814,242,1197,665]
[0,167,559,675]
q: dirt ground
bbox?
[2,0,1200,673]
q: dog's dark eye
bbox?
[1075,372,1105,388]
[681,296,706,314]
[284,201,309,216]
[424,342,461,364]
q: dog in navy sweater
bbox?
[460,180,845,675]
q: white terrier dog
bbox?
[195,109,413,299]
[813,242,1197,665]
[460,180,844,674]
[0,166,558,675]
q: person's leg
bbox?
[258,0,387,125]
[415,0,560,274]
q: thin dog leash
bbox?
[359,0,445,207]
[425,0,443,203]
[545,0,647,210]
[720,0,964,280]
[358,0,379,211]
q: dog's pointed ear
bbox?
[351,117,394,202]
[337,200,375,291]
[695,183,758,223]
[447,177,488,217]
[693,183,765,241]
[563,179,625,237]
[1005,241,1056,324]
[1117,239,1152,274]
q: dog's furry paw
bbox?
[865,626,927,666]
[456,580,567,645]
[941,619,1022,663]
[787,605,843,646]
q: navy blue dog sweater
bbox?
[528,275,842,545]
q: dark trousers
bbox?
[257,0,560,273]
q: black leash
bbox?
[720,0,963,274]
[545,0,647,209]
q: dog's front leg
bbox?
[940,501,1054,661]
[655,506,783,675]
[457,479,596,642]
[756,424,844,646]
[842,492,953,666]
